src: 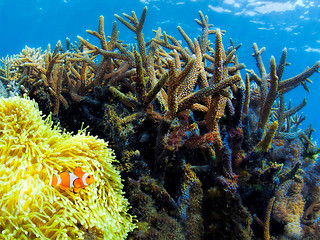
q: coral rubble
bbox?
[1,7,320,240]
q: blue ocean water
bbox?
[1,0,319,142]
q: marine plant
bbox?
[0,96,135,239]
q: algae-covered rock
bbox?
[0,96,135,239]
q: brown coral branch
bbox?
[95,47,134,66]
[205,29,229,132]
[152,32,191,62]
[108,86,138,108]
[278,61,320,94]
[173,49,181,74]
[301,81,310,93]
[178,75,241,113]
[114,42,135,65]
[115,7,148,68]
[252,43,267,78]
[144,72,169,107]
[195,11,213,54]
[177,39,204,101]
[264,196,275,240]
[228,63,246,74]
[284,98,307,119]
[76,36,98,52]
[243,73,250,115]
[67,54,98,70]
[224,49,236,66]
[86,16,108,50]
[255,121,278,152]
[212,29,226,84]
[165,58,196,120]
[133,50,146,102]
[246,69,262,86]
[146,27,162,88]
[258,56,279,130]
[108,21,119,51]
[276,47,288,80]
[277,94,286,132]
[177,26,195,53]
[107,63,132,85]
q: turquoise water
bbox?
[1,0,319,142]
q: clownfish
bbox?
[51,167,95,193]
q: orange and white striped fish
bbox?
[51,167,95,193]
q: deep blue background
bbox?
[1,0,319,142]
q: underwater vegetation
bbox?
[1,6,320,240]
[0,97,134,239]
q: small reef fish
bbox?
[51,167,95,193]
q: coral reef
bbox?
[1,7,320,240]
[0,97,134,239]
[273,180,304,239]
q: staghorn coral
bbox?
[0,55,23,97]
[255,120,278,152]
[16,44,71,115]
[246,43,319,136]
[0,96,134,239]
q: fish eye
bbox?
[88,176,91,178]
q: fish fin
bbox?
[59,172,70,190]
[73,187,81,193]
[59,185,69,190]
[51,174,58,187]
[74,178,82,188]
[74,167,84,177]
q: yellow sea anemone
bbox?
[0,96,135,239]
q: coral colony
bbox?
[1,7,320,240]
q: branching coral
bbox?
[0,96,135,239]
[2,7,320,240]
[246,43,319,135]
[0,55,24,97]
